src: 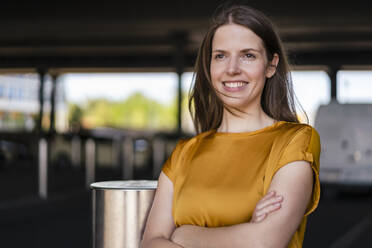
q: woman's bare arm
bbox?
[141,172,183,248]
[141,172,279,248]
[170,160,314,248]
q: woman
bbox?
[142,5,320,248]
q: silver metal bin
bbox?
[91,180,157,248]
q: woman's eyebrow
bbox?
[241,48,261,53]
[212,48,261,53]
[212,49,227,53]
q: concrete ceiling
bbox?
[1,0,372,69]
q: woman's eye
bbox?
[244,53,256,59]
[215,54,225,59]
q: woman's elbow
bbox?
[140,236,171,248]
[253,235,288,248]
[140,236,157,248]
[140,238,148,248]
[236,226,288,248]
[255,241,287,248]
[140,237,156,248]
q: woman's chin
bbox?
[222,102,249,113]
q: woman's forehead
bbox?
[212,24,265,52]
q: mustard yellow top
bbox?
[162,121,321,248]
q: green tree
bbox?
[75,92,177,130]
[68,103,83,127]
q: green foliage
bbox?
[69,92,177,130]
[68,103,83,124]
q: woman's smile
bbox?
[222,81,249,92]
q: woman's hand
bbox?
[250,191,283,223]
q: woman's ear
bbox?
[265,53,279,78]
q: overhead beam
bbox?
[2,50,372,70]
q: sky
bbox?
[61,73,178,105]
[62,70,372,126]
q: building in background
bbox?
[0,74,68,131]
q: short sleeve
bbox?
[161,139,188,182]
[275,126,321,216]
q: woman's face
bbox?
[210,23,277,112]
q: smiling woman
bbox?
[210,24,279,123]
[141,5,320,248]
[190,6,298,134]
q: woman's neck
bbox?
[217,108,276,133]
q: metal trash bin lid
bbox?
[90,180,157,190]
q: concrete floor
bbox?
[0,190,91,248]
[304,190,372,247]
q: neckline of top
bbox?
[212,120,286,137]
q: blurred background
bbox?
[1,0,372,247]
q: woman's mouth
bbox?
[222,81,248,92]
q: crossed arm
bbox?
[141,160,314,248]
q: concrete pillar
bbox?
[173,31,187,134]
[327,66,339,102]
[37,69,46,132]
[38,138,48,199]
[49,74,58,134]
[86,138,96,189]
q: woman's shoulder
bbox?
[278,121,318,136]
[173,130,211,149]
[275,121,320,147]
[172,129,216,153]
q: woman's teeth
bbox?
[223,82,248,87]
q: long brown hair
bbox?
[189,5,302,134]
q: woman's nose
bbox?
[227,57,241,75]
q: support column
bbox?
[122,137,134,180]
[38,138,48,199]
[71,135,82,168]
[152,137,166,179]
[37,69,48,199]
[172,31,187,134]
[37,69,46,133]
[49,74,58,134]
[86,139,96,189]
[327,66,339,102]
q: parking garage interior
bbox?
[1,1,372,247]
